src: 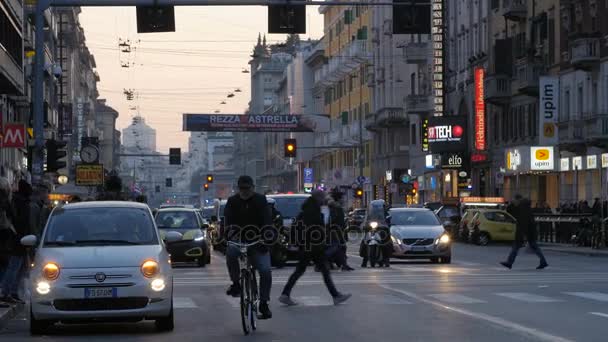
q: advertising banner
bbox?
[183,114,330,132]
[441,152,467,169]
[539,77,559,145]
[76,164,104,186]
[427,116,467,153]
[530,146,555,171]
[474,67,486,151]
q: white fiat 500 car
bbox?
[21,201,181,335]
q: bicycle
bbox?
[228,241,260,335]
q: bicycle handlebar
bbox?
[227,240,262,249]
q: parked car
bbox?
[347,208,366,230]
[388,208,452,263]
[155,208,211,266]
[468,209,517,245]
[23,201,178,334]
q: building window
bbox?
[577,85,583,119]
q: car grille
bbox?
[53,297,149,311]
[402,238,434,246]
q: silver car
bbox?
[388,208,452,264]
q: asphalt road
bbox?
[2,242,608,342]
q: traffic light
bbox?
[166,178,172,187]
[155,185,161,193]
[136,6,175,33]
[268,5,306,33]
[206,174,213,183]
[284,138,297,158]
[204,183,209,192]
[354,187,364,199]
[46,139,67,173]
[169,148,181,165]
[393,0,431,34]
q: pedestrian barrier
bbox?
[533,214,607,248]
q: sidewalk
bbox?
[0,303,22,328]
[541,243,608,258]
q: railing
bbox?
[484,74,511,105]
[570,37,600,66]
[535,214,607,249]
[514,58,543,94]
[403,42,430,64]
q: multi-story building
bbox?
[95,99,119,172]
[207,132,234,200]
[0,0,26,182]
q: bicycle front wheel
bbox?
[250,271,258,331]
[240,270,252,335]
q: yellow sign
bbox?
[535,148,550,160]
[543,123,555,138]
[27,128,33,138]
[76,164,104,186]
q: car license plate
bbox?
[84,287,117,299]
[410,246,426,252]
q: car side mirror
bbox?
[210,215,218,222]
[21,235,38,247]
[164,231,182,244]
[201,223,209,230]
[385,215,392,225]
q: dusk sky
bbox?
[80,6,323,153]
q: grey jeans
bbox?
[226,244,272,302]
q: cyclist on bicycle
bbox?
[224,175,274,319]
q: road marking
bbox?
[495,293,561,303]
[380,285,574,342]
[590,312,608,319]
[174,297,198,309]
[565,292,608,302]
[359,294,412,305]
[295,296,332,306]
[429,294,486,304]
[224,296,240,308]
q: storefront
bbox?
[558,153,608,204]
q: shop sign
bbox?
[425,154,435,169]
[560,158,570,172]
[75,164,104,186]
[385,170,393,182]
[506,149,521,171]
[471,153,488,163]
[602,153,608,168]
[474,67,486,151]
[587,155,597,170]
[573,156,583,170]
[530,146,554,171]
[427,116,467,153]
[539,77,559,145]
[441,152,465,169]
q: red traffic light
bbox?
[204,183,209,191]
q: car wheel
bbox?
[155,301,175,332]
[30,308,52,335]
[441,256,452,264]
[430,257,439,264]
[477,232,491,246]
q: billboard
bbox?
[539,77,559,145]
[427,116,467,153]
[474,67,486,151]
[183,114,330,132]
[76,164,104,186]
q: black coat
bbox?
[224,192,272,243]
[327,204,347,245]
[294,197,327,255]
[514,200,537,243]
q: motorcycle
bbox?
[363,221,385,267]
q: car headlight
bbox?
[141,260,160,278]
[370,221,379,229]
[391,236,402,245]
[42,263,60,281]
[194,231,206,242]
[151,278,166,292]
[36,281,51,295]
[435,234,450,245]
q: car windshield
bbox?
[44,207,158,246]
[390,211,441,226]
[156,211,199,229]
[202,207,214,218]
[271,196,309,218]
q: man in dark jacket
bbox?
[224,175,273,319]
[0,177,16,307]
[326,190,354,271]
[1,179,32,304]
[501,195,548,270]
[278,190,351,306]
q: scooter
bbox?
[364,221,384,267]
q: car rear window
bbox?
[44,207,158,246]
[156,211,199,229]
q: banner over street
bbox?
[183,114,330,132]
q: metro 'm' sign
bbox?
[1,123,26,148]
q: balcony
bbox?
[0,49,24,95]
[376,107,407,127]
[514,58,544,96]
[405,94,433,114]
[365,114,380,131]
[585,116,608,144]
[403,42,430,64]
[484,74,511,105]
[346,40,371,64]
[570,37,600,68]
[503,0,527,21]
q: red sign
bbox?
[474,67,486,151]
[1,123,26,148]
[471,153,488,163]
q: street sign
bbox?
[75,164,104,186]
[304,167,313,188]
[1,123,26,148]
[357,176,367,184]
[183,114,330,133]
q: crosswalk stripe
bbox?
[429,293,486,304]
[565,292,608,302]
[174,297,198,309]
[294,296,332,306]
[359,294,412,305]
[495,293,561,303]
[225,296,240,308]
[590,312,608,319]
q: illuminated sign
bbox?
[432,0,444,117]
[506,149,521,171]
[602,153,608,168]
[560,158,570,172]
[587,155,597,169]
[474,67,486,151]
[427,116,467,152]
[425,154,435,169]
[75,164,105,186]
[471,153,488,163]
[530,146,554,171]
[461,197,505,204]
[441,152,465,169]
[573,156,583,170]
[539,77,559,145]
[421,118,429,152]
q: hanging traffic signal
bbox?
[169,148,181,165]
[393,0,431,34]
[136,6,176,33]
[284,138,297,158]
[268,5,306,33]
[206,174,213,183]
[166,178,172,187]
[204,183,209,191]
[46,139,67,173]
[355,187,364,198]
